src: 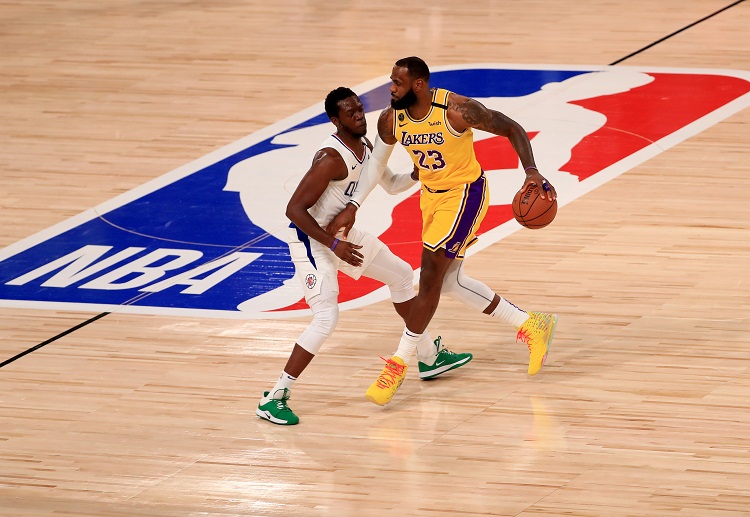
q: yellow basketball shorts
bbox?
[420,173,489,259]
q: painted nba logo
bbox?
[1,65,748,319]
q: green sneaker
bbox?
[418,336,473,380]
[256,389,299,425]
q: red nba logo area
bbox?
[0,65,748,319]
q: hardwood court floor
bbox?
[1,1,749,516]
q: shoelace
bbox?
[517,313,549,351]
[434,336,460,358]
[516,328,533,351]
[268,388,291,408]
[375,356,406,388]
[441,348,459,357]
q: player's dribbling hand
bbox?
[333,240,364,267]
[524,169,557,201]
[325,203,357,238]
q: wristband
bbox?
[348,200,360,209]
[524,165,539,173]
[330,238,340,251]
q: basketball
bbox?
[512,184,558,229]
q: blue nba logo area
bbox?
[1,65,748,318]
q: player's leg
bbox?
[257,289,339,425]
[441,259,558,375]
[338,228,435,361]
[348,234,425,404]
[441,259,528,326]
[358,245,426,358]
[257,233,339,425]
[357,245,457,403]
[406,247,454,333]
[393,175,487,380]
[369,247,454,390]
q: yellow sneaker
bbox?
[365,356,408,405]
[517,312,558,375]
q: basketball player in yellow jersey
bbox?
[329,57,560,405]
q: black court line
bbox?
[0,312,110,368]
[1,0,745,369]
[609,0,745,65]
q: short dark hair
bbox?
[395,56,430,82]
[324,87,357,119]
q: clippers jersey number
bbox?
[344,180,358,196]
[412,149,446,171]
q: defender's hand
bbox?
[332,240,364,267]
[325,203,357,238]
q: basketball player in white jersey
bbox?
[257,87,473,425]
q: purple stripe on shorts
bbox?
[444,173,486,259]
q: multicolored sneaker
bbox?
[516,312,558,375]
[365,356,408,406]
[256,389,299,425]
[418,336,473,380]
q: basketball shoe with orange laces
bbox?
[516,312,558,375]
[365,356,408,405]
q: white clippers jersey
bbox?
[308,134,369,227]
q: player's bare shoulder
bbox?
[445,91,491,132]
[310,146,348,181]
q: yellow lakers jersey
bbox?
[393,88,482,191]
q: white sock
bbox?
[394,327,422,362]
[416,333,439,364]
[262,371,297,402]
[490,297,529,329]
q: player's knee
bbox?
[312,303,339,338]
[419,253,450,293]
[387,260,416,304]
[296,298,339,354]
[419,269,445,299]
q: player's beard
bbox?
[391,88,418,110]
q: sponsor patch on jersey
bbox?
[1,65,749,318]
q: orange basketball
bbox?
[512,184,557,229]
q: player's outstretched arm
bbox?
[379,164,418,194]
[447,94,557,201]
[287,149,363,267]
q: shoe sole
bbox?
[529,314,559,375]
[365,392,389,406]
[256,407,298,425]
[542,314,558,366]
[419,354,473,380]
[528,314,559,375]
